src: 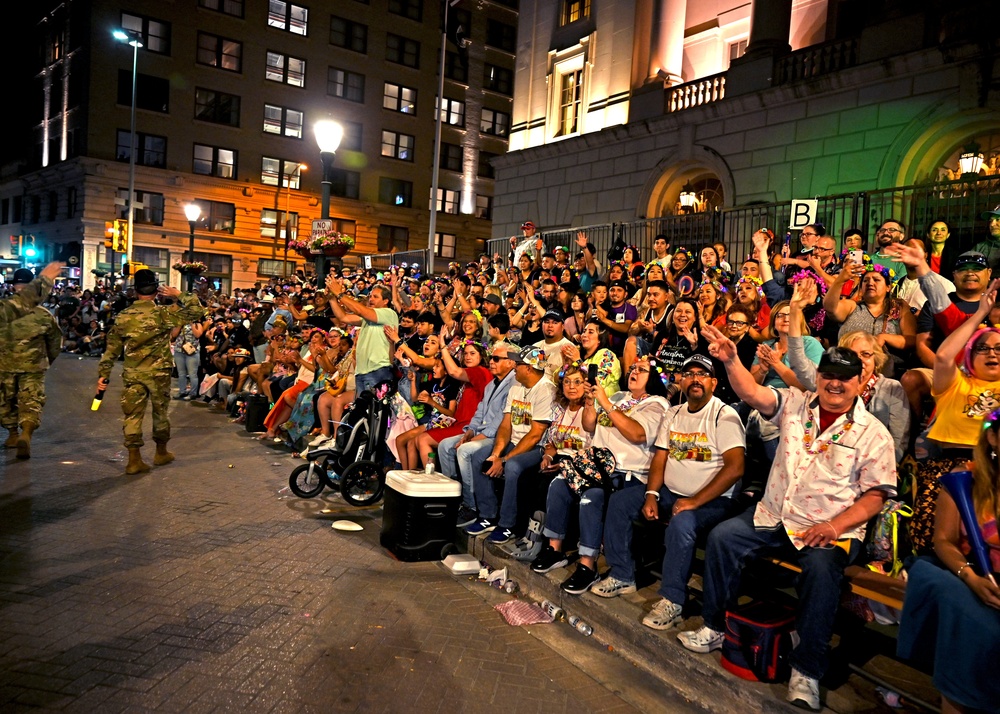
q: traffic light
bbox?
[104,221,116,249]
[23,235,37,259]
[114,219,128,252]
[122,261,149,277]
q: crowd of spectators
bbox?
[16,204,997,713]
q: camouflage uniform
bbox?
[98,293,205,448]
[0,276,53,324]
[0,305,62,432]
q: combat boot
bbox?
[125,447,151,474]
[3,428,17,448]
[15,424,35,460]
[153,441,175,466]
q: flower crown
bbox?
[864,263,895,282]
[736,274,765,299]
[698,279,728,295]
[558,360,583,379]
[672,248,694,264]
[647,358,673,388]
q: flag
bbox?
[443,0,469,67]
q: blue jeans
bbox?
[355,366,394,397]
[543,473,643,560]
[603,485,735,604]
[472,445,542,528]
[700,508,858,680]
[175,352,199,394]
[438,433,490,509]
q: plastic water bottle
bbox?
[568,614,593,636]
[425,452,436,475]
[503,579,519,595]
[540,599,565,621]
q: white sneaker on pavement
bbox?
[787,668,821,711]
[676,625,724,654]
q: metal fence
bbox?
[355,249,431,272]
[486,175,1000,270]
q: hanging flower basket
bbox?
[173,261,208,274]
[309,231,355,256]
[323,244,350,258]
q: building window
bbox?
[485,20,516,53]
[257,258,298,277]
[191,199,236,233]
[118,71,170,113]
[193,144,236,178]
[268,0,308,35]
[341,121,363,151]
[381,131,415,161]
[444,52,468,83]
[328,67,365,102]
[266,51,306,87]
[331,169,361,199]
[386,34,420,68]
[261,157,305,187]
[263,104,304,138]
[117,189,165,225]
[388,0,422,21]
[437,97,465,126]
[481,108,510,136]
[384,82,417,114]
[260,208,299,240]
[728,39,747,66]
[194,88,240,126]
[121,13,171,55]
[558,69,583,136]
[440,143,462,172]
[197,32,242,72]
[430,188,460,214]
[435,232,456,258]
[117,130,166,168]
[379,178,413,207]
[199,0,244,18]
[560,0,590,25]
[483,64,513,95]
[330,16,367,53]
[475,194,492,220]
[478,151,498,179]
[378,224,409,252]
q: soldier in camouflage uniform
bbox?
[0,269,63,458]
[0,262,62,325]
[97,269,206,474]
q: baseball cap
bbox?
[509,345,546,371]
[953,251,990,271]
[817,347,863,379]
[609,279,630,291]
[980,204,1000,220]
[542,308,565,322]
[11,268,34,284]
[483,293,502,306]
[680,354,715,376]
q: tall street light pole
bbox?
[183,203,202,291]
[314,121,343,283]
[113,28,143,275]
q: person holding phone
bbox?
[560,319,621,398]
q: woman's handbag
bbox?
[558,447,617,495]
[181,342,197,355]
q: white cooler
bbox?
[379,470,461,562]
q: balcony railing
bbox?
[775,38,860,85]
[667,73,726,113]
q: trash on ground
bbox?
[331,520,363,531]
[495,600,553,626]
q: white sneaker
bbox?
[676,625,724,654]
[308,434,332,448]
[787,668,821,711]
[590,575,637,598]
[642,598,683,630]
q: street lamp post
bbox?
[113,28,143,274]
[314,121,344,282]
[183,203,202,291]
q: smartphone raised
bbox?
[587,363,599,385]
[849,249,864,265]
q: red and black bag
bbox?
[720,600,795,683]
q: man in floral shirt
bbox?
[679,327,896,712]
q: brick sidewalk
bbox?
[0,358,691,713]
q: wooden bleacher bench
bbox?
[766,558,906,611]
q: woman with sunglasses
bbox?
[532,356,672,595]
[560,319,621,398]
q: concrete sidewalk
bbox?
[0,358,690,713]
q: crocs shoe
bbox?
[530,545,569,574]
[560,564,600,595]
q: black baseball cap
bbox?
[680,354,715,376]
[11,268,34,284]
[542,308,565,322]
[817,347,863,379]
[953,251,990,271]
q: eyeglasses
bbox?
[726,319,749,327]
[801,231,818,237]
[856,350,875,359]
[680,370,711,380]
[774,312,791,319]
[973,345,1000,355]
[629,366,650,374]
[562,378,585,387]
[489,354,509,362]
[877,227,902,234]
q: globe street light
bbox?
[183,203,202,291]
[314,120,344,280]
[113,28,143,274]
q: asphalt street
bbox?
[0,356,693,713]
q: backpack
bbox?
[720,600,795,683]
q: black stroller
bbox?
[288,380,396,506]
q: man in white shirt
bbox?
[591,355,745,634]
[534,309,572,381]
[678,329,896,712]
[467,345,556,545]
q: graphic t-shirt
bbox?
[505,376,557,444]
[654,397,745,498]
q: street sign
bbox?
[789,200,818,229]
[311,219,333,239]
